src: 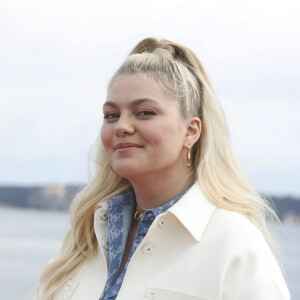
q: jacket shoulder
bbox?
[207,208,266,241]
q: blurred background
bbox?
[0,0,299,299]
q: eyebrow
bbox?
[103,98,160,109]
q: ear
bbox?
[184,117,201,147]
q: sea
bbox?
[0,207,299,300]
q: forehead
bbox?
[107,73,174,105]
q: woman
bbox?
[32,38,290,300]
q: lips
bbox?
[114,143,143,150]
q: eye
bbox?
[103,113,119,120]
[137,110,156,117]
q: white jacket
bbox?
[53,183,290,300]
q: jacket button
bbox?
[158,216,166,227]
[99,209,108,221]
[142,242,155,255]
[101,238,109,250]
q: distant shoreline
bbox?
[1,185,300,223]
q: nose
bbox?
[114,115,135,137]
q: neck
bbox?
[129,166,195,210]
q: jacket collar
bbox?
[168,182,217,242]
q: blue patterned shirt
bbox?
[99,187,190,300]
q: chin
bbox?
[113,165,141,179]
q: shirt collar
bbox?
[144,185,191,220]
[106,186,191,221]
[168,182,217,242]
[107,188,136,209]
[98,182,216,242]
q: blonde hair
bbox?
[31,38,278,299]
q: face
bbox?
[101,73,189,180]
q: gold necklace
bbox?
[134,208,147,221]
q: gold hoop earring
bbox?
[187,145,191,168]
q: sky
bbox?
[0,0,299,195]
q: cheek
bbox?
[100,125,112,149]
[142,120,184,147]
[139,123,165,146]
